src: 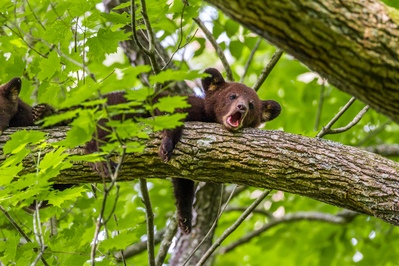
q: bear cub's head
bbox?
[0,77,22,135]
[202,68,281,131]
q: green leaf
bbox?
[229,40,244,60]
[68,154,105,163]
[3,130,47,154]
[125,87,154,102]
[139,113,187,131]
[153,95,191,113]
[149,69,208,84]
[101,12,131,24]
[0,164,23,186]
[100,230,139,250]
[37,51,61,80]
[114,2,131,9]
[43,20,70,43]
[47,187,87,207]
[86,28,131,60]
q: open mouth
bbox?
[227,111,243,128]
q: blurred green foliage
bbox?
[0,0,398,265]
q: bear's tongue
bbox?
[227,112,242,127]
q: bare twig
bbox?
[356,119,393,146]
[317,97,370,138]
[155,212,178,266]
[326,105,370,135]
[316,97,356,138]
[0,205,31,243]
[139,178,155,266]
[225,207,272,218]
[314,79,326,131]
[220,210,359,254]
[223,185,247,203]
[130,0,150,55]
[253,49,283,92]
[195,189,272,266]
[193,17,234,81]
[25,0,46,30]
[182,185,237,266]
[240,37,262,83]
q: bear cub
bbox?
[18,68,281,234]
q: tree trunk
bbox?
[204,0,399,123]
[2,123,399,227]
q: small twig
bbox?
[4,25,48,58]
[130,0,150,55]
[317,97,370,138]
[31,246,47,266]
[57,198,78,222]
[182,185,237,266]
[25,0,46,30]
[139,178,155,266]
[220,210,359,254]
[225,207,273,218]
[161,1,197,70]
[155,212,178,266]
[316,97,356,138]
[326,105,370,134]
[240,37,262,83]
[97,249,121,266]
[195,189,272,266]
[252,49,283,92]
[314,79,326,131]
[0,205,31,243]
[193,17,234,81]
[356,119,392,147]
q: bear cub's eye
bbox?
[230,94,237,100]
[249,102,254,110]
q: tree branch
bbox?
[203,0,399,124]
[2,122,399,227]
[252,49,283,92]
[193,17,234,82]
[219,210,359,254]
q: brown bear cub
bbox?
[24,68,281,234]
[0,77,33,135]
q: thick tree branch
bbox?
[2,123,399,227]
[203,0,399,124]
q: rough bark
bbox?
[2,123,399,227]
[204,0,399,124]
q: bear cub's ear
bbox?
[261,100,281,122]
[201,68,226,92]
[1,77,22,101]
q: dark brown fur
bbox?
[0,78,34,135]
[33,68,281,234]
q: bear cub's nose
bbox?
[237,103,247,112]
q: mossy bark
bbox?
[2,122,399,227]
[204,0,399,123]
